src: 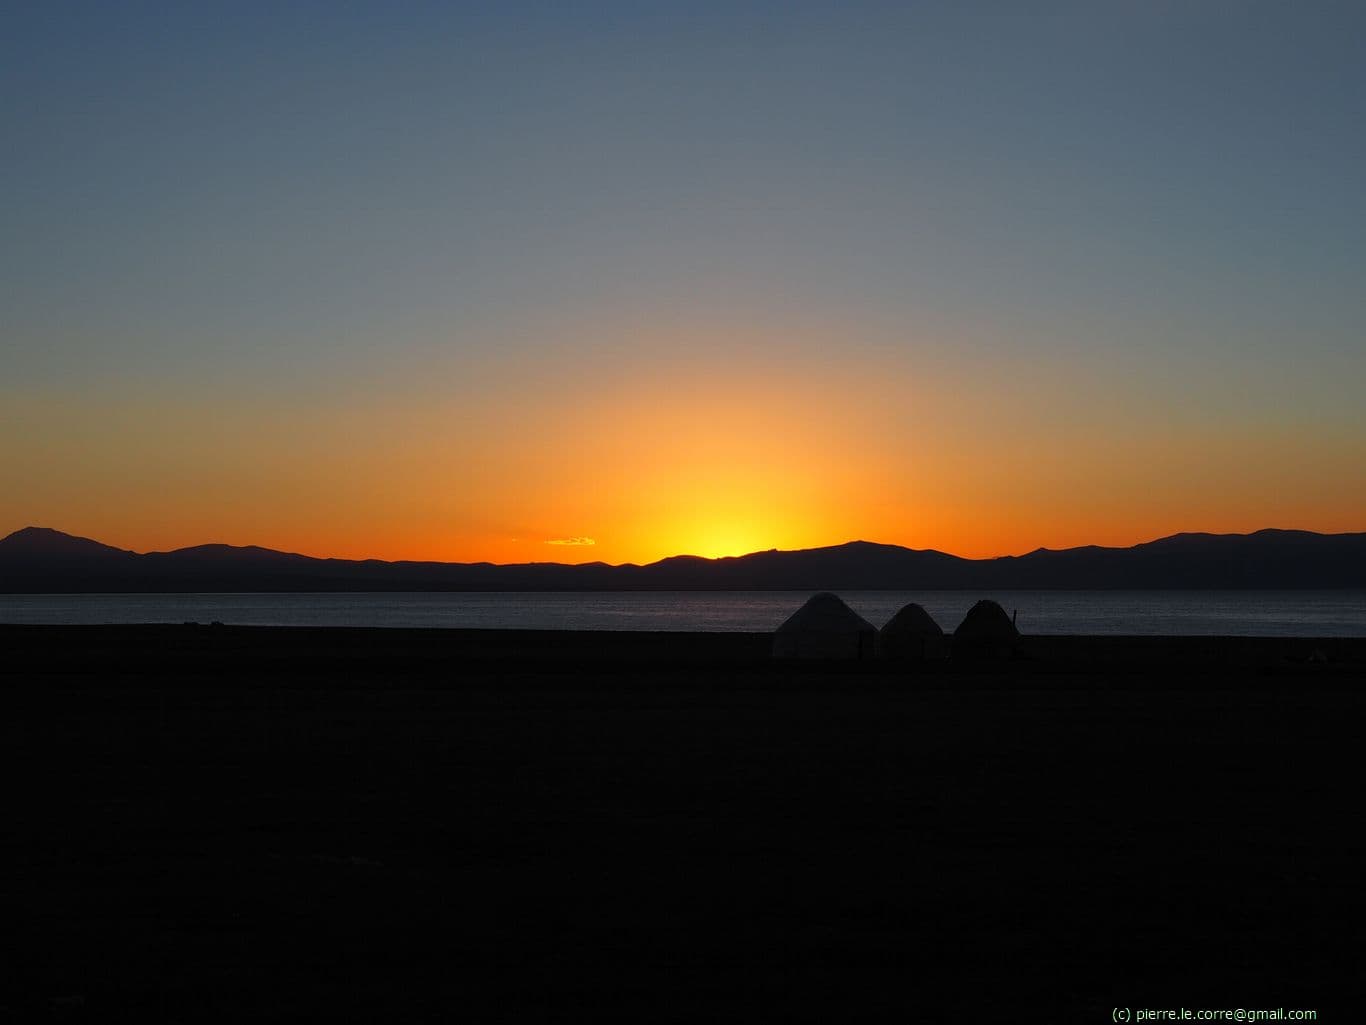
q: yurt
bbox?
[878,603,946,660]
[772,592,876,659]
[952,599,1021,658]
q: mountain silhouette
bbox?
[0,526,136,560]
[2,526,1365,592]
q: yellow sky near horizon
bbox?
[6,319,1364,565]
[6,4,1366,570]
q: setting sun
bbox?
[2,3,1363,568]
[670,520,778,561]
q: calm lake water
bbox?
[1,591,1364,636]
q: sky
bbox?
[3,1,1364,563]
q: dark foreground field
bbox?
[3,626,1364,1021]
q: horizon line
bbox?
[5,524,1363,570]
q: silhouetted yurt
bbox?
[952,599,1021,658]
[878,603,946,660]
[772,592,876,659]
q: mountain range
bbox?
[3,526,1365,592]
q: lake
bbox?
[2,590,1364,636]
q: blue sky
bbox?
[3,2,1364,559]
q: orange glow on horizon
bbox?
[5,317,1365,567]
[17,513,1366,568]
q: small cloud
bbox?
[545,536,596,546]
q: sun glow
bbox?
[677,521,778,561]
[9,319,1366,567]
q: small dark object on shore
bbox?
[772,592,876,659]
[953,599,1021,659]
[878,602,946,661]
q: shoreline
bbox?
[3,623,1364,680]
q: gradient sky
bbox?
[4,2,1365,563]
